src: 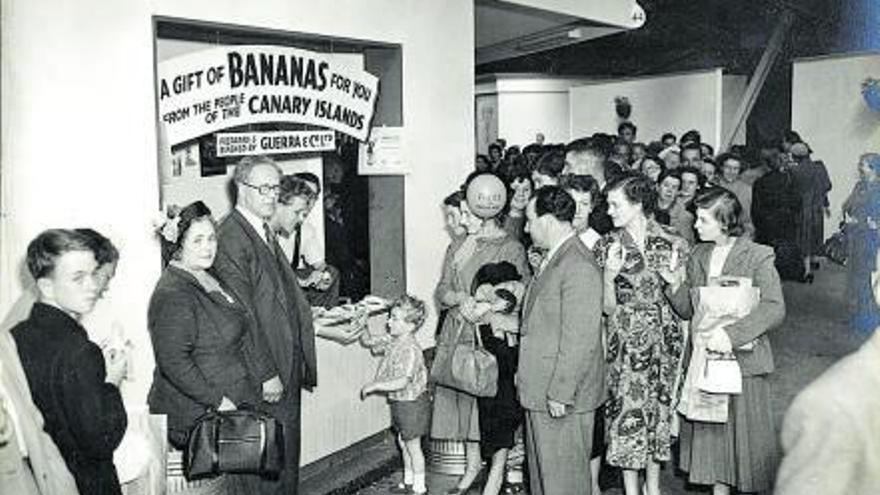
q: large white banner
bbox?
[158,45,379,146]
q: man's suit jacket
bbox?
[213,210,317,391]
[518,235,605,413]
[775,333,880,495]
[666,237,785,376]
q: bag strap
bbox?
[211,414,220,473]
[473,324,485,349]
[259,418,268,472]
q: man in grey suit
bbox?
[519,186,605,495]
[213,156,317,494]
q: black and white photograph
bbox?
[1,1,878,495]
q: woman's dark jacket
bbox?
[147,265,267,448]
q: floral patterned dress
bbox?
[594,220,689,469]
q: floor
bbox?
[322,262,868,495]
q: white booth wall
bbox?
[476,76,593,152]
[569,68,747,149]
[792,52,880,238]
[1,0,475,465]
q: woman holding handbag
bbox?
[431,173,528,495]
[662,188,786,495]
[148,201,272,494]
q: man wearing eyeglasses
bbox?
[213,155,317,495]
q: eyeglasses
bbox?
[239,181,281,197]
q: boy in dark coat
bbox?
[12,229,128,495]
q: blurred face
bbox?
[680,172,699,199]
[525,200,546,248]
[682,148,702,168]
[700,144,713,160]
[613,143,631,160]
[274,196,310,235]
[239,164,281,220]
[695,207,725,243]
[607,187,643,228]
[475,155,491,173]
[664,151,681,169]
[532,171,557,189]
[700,162,717,184]
[178,218,218,271]
[642,159,662,182]
[489,147,502,162]
[387,306,416,337]
[535,133,545,144]
[564,151,589,176]
[721,158,742,184]
[632,145,647,162]
[510,178,533,210]
[459,202,483,235]
[94,261,117,299]
[658,176,681,204]
[662,136,676,147]
[568,190,593,232]
[859,156,878,182]
[38,250,99,318]
[619,127,635,143]
[443,205,465,236]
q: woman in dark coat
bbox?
[148,201,270,493]
[788,142,832,281]
[842,153,880,334]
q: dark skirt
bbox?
[477,327,522,458]
[678,375,778,492]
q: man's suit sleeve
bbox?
[775,390,858,495]
[547,255,603,405]
[213,235,279,382]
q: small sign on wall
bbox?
[215,130,336,157]
[358,126,407,175]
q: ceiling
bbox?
[476,0,850,77]
[475,0,646,65]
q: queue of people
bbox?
[0,124,876,495]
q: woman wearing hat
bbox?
[431,172,528,495]
[788,141,832,282]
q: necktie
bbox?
[291,225,302,270]
[263,223,282,259]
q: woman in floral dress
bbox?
[594,172,689,495]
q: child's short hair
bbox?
[390,294,427,329]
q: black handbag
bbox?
[823,222,848,266]
[184,405,284,480]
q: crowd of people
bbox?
[429,124,876,495]
[0,122,876,495]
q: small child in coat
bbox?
[360,294,431,494]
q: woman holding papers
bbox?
[663,188,786,495]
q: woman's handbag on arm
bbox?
[430,320,498,398]
[184,404,284,480]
